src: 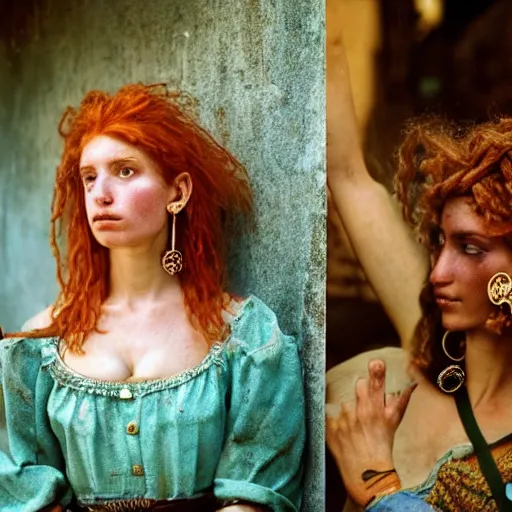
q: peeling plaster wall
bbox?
[0,1,325,509]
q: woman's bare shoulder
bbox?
[21,306,54,331]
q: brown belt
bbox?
[69,493,219,512]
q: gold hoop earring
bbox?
[442,330,465,362]
[162,209,183,276]
[488,272,512,311]
[437,331,465,394]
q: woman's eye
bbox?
[82,175,96,184]
[119,167,135,178]
[462,243,483,255]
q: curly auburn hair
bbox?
[10,84,253,352]
[395,116,512,384]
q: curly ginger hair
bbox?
[395,116,512,383]
[10,84,252,353]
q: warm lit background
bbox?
[327,0,512,509]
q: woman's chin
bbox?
[93,234,145,249]
[92,225,167,251]
[441,316,483,333]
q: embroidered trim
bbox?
[81,497,156,511]
[48,340,227,397]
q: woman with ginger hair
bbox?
[326,3,512,511]
[0,84,305,512]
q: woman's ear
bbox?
[167,172,193,213]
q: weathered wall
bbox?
[0,1,325,509]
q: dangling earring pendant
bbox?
[162,211,183,276]
[488,272,512,310]
[437,365,465,394]
[437,331,465,394]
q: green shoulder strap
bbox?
[455,385,512,511]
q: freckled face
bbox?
[429,196,512,332]
[79,135,171,248]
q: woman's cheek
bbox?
[124,181,168,223]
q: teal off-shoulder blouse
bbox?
[0,296,305,512]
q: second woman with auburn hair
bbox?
[0,84,305,512]
[326,4,512,510]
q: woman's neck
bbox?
[107,242,181,310]
[464,328,512,408]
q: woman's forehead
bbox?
[80,135,144,167]
[440,196,486,234]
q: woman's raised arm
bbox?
[326,1,428,346]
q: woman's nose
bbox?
[429,248,453,286]
[92,175,114,206]
[95,194,113,206]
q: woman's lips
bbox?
[95,219,121,224]
[435,296,459,308]
[93,214,122,223]
[93,215,123,228]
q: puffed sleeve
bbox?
[214,297,306,512]
[0,338,72,511]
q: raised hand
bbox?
[326,360,417,507]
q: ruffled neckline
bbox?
[42,296,254,398]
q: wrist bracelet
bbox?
[362,468,401,508]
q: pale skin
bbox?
[27,135,265,512]
[326,0,428,349]
[327,0,512,507]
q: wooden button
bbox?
[119,388,133,400]
[132,464,144,476]
[126,421,139,435]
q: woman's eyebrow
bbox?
[79,157,139,174]
[451,230,490,241]
[108,157,139,166]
